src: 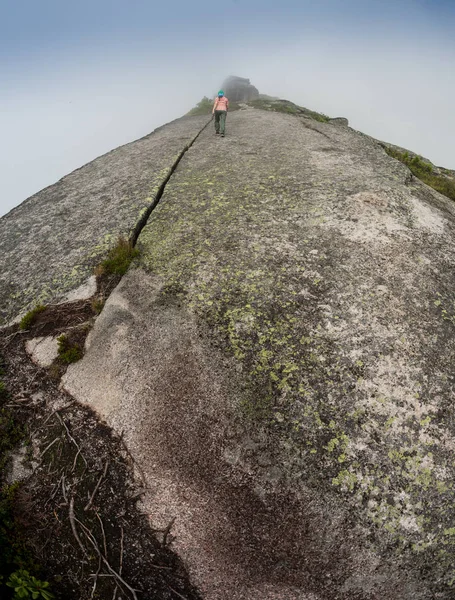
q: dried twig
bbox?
[167,585,188,600]
[162,517,176,547]
[46,471,64,506]
[77,519,139,600]
[119,432,148,488]
[40,435,61,458]
[61,475,68,504]
[95,511,108,558]
[56,412,87,466]
[84,460,109,511]
[39,403,74,429]
[69,496,89,558]
[119,526,124,575]
[90,556,102,600]
[1,330,24,342]
[72,442,86,472]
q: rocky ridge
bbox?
[2,88,455,599]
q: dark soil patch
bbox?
[0,301,201,599]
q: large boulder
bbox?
[62,107,455,599]
[222,75,259,102]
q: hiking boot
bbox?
[215,131,220,135]
[221,133,225,137]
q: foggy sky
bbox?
[1,0,455,217]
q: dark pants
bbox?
[214,110,227,134]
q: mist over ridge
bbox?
[1,0,454,217]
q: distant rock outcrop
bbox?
[329,116,349,126]
[221,75,259,102]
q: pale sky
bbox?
[1,0,454,217]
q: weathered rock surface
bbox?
[0,115,209,324]
[329,117,349,126]
[25,336,59,367]
[222,75,259,102]
[63,108,455,598]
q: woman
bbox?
[212,90,229,137]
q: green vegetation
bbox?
[0,366,53,600]
[5,569,54,600]
[57,334,83,364]
[91,296,105,315]
[305,109,331,123]
[97,236,139,277]
[385,147,455,202]
[19,306,46,331]
[187,96,213,116]
[0,411,23,473]
[247,97,330,122]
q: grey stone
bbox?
[7,445,37,484]
[25,336,59,367]
[61,107,455,598]
[0,115,210,323]
[329,117,349,126]
[222,75,260,102]
[63,274,97,302]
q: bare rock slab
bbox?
[63,108,455,598]
[0,115,209,324]
[25,336,59,367]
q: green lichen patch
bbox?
[136,109,455,593]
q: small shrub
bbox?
[0,382,7,400]
[97,237,139,277]
[0,411,31,593]
[7,569,54,599]
[19,306,46,331]
[247,97,330,122]
[187,97,213,116]
[91,297,105,315]
[306,109,330,123]
[57,335,83,364]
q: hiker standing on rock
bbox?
[212,90,229,137]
